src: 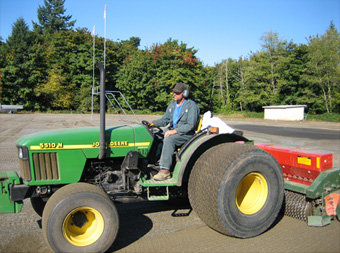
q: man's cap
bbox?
[173,83,188,93]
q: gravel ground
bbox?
[0,113,339,253]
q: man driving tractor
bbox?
[151,83,200,181]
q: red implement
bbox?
[255,143,333,185]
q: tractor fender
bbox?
[173,133,250,186]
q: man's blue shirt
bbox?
[173,99,186,128]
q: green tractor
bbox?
[0,63,286,252]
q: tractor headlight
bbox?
[16,145,31,181]
[17,145,29,160]
[18,147,23,159]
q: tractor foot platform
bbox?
[139,177,177,187]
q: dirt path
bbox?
[0,113,339,252]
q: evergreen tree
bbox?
[280,43,309,106]
[0,17,37,108]
[0,36,4,100]
[33,0,76,34]
[6,17,31,56]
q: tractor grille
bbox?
[32,153,60,181]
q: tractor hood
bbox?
[16,124,153,159]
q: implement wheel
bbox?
[188,143,284,238]
[42,183,119,252]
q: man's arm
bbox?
[152,102,174,127]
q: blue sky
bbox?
[0,0,339,66]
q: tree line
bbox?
[0,0,339,115]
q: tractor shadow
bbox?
[107,199,191,252]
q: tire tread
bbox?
[188,143,279,236]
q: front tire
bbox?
[188,143,284,238]
[42,183,119,252]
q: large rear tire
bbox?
[188,143,284,238]
[42,183,119,252]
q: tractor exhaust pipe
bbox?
[97,61,106,160]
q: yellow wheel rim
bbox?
[236,172,268,215]
[63,207,104,247]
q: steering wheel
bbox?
[142,120,163,133]
[142,120,153,127]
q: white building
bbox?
[262,105,307,121]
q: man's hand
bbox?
[164,129,177,137]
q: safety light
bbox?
[210,127,219,134]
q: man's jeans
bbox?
[159,134,192,170]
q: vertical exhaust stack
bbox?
[97,62,106,160]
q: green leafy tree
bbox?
[237,52,277,111]
[28,35,51,110]
[116,49,153,111]
[116,39,209,112]
[83,36,141,112]
[36,65,74,109]
[35,29,93,110]
[0,17,37,109]
[213,60,228,109]
[1,1,338,117]
[62,28,94,110]
[0,36,4,100]
[260,30,284,94]
[231,31,291,111]
[280,43,309,106]
[230,57,251,111]
[33,0,76,34]
[304,22,340,113]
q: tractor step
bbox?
[147,186,169,201]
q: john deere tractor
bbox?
[0,62,286,252]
